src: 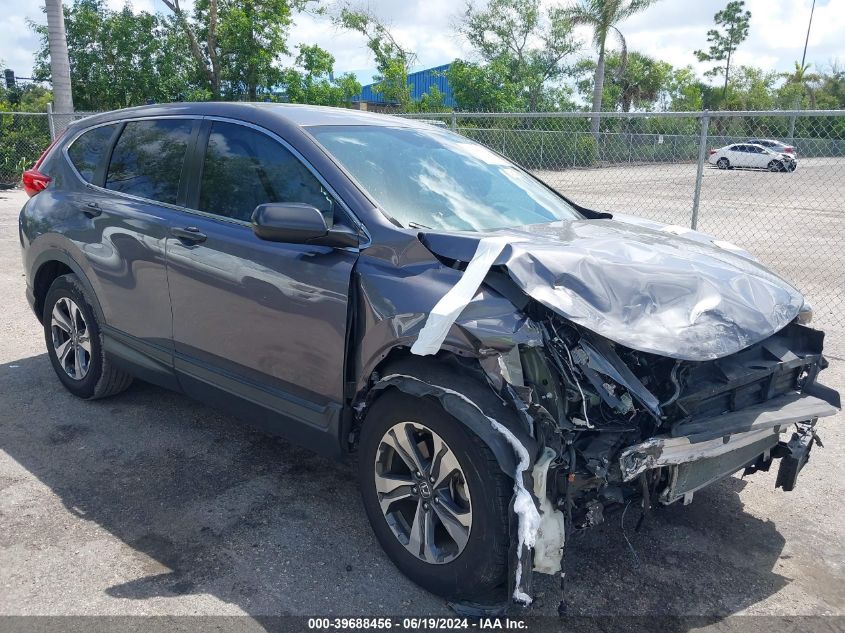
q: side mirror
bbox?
[251,203,358,248]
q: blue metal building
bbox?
[352,63,455,107]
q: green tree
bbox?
[574,50,671,112]
[779,61,821,109]
[447,60,521,111]
[695,0,751,104]
[457,0,579,112]
[566,0,658,133]
[663,66,704,111]
[31,0,198,110]
[335,5,416,108]
[721,66,777,111]
[281,44,361,106]
[815,61,845,109]
[162,0,313,100]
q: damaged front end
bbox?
[385,225,841,611]
[528,311,838,509]
[475,304,839,610]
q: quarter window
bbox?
[67,124,119,183]
[105,119,194,205]
[197,121,335,224]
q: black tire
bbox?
[717,157,729,169]
[768,160,784,172]
[43,274,133,399]
[359,390,511,601]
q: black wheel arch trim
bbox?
[359,357,540,478]
[30,248,105,324]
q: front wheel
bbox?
[768,160,784,172]
[358,390,511,601]
[43,274,133,399]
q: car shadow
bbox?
[0,353,792,621]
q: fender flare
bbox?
[31,248,105,323]
[360,357,539,478]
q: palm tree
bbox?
[784,60,821,142]
[567,0,658,136]
[783,61,821,109]
[45,0,74,115]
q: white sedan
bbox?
[708,143,797,172]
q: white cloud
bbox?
[1,0,841,90]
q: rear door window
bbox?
[105,119,194,205]
[196,121,335,224]
[67,124,119,183]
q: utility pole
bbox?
[45,0,74,114]
[801,0,815,68]
[790,0,816,140]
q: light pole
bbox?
[801,0,816,69]
[789,0,817,141]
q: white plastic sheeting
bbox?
[411,236,510,356]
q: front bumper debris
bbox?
[618,393,836,504]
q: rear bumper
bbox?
[619,392,838,503]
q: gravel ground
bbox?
[0,186,843,622]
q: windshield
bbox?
[307,125,581,231]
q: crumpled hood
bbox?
[419,218,804,361]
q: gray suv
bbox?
[19,103,839,609]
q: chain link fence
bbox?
[0,110,93,188]
[402,110,845,346]
[2,108,843,347]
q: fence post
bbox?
[47,102,56,140]
[450,111,457,132]
[690,110,709,230]
[539,131,544,168]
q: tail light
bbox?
[784,146,795,154]
[21,131,65,197]
[709,149,716,155]
[21,169,52,197]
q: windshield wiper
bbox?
[407,221,432,229]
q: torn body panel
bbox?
[350,222,838,610]
[351,246,541,399]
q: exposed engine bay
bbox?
[522,312,835,516]
[477,306,838,610]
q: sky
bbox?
[1,0,842,88]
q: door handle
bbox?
[82,201,102,218]
[171,226,207,244]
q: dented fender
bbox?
[360,359,540,478]
[351,249,541,397]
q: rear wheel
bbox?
[43,274,133,399]
[359,390,511,601]
[768,159,784,172]
[716,157,730,169]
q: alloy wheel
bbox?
[50,297,91,380]
[374,421,472,564]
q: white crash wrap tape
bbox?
[411,236,510,356]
